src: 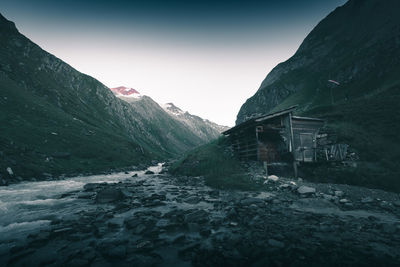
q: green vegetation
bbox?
[0,73,154,178]
[299,85,400,192]
[170,137,257,190]
[235,0,400,192]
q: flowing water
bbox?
[0,164,163,245]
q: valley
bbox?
[1,0,400,265]
[0,164,399,266]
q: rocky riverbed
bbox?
[1,165,400,266]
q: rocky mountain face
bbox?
[110,86,141,98]
[162,103,229,141]
[237,0,400,124]
[0,13,217,181]
[110,86,227,144]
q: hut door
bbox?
[299,133,314,162]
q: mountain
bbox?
[162,103,229,140]
[0,13,217,181]
[110,86,141,98]
[235,0,400,190]
[237,0,400,124]
[110,86,227,144]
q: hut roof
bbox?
[223,105,298,135]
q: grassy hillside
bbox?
[237,0,400,124]
[298,85,400,192]
[232,0,400,192]
[0,72,153,179]
[169,137,257,190]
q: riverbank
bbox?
[1,164,399,266]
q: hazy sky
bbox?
[1,0,346,126]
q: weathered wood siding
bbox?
[292,119,324,162]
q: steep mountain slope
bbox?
[162,103,229,141]
[113,94,211,154]
[237,0,400,123]
[110,86,227,143]
[0,13,210,181]
[235,0,400,190]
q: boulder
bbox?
[361,197,374,203]
[145,170,155,175]
[184,196,201,204]
[297,186,316,195]
[95,188,125,203]
[321,193,335,201]
[6,167,13,176]
[334,191,344,197]
[267,175,279,182]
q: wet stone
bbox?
[240,198,264,206]
[95,188,125,203]
[184,210,209,223]
[297,186,316,195]
[105,245,126,259]
[185,196,201,204]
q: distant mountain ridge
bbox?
[162,102,229,139]
[110,86,227,144]
[0,13,220,181]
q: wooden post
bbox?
[264,161,268,177]
[288,113,297,177]
[255,128,259,161]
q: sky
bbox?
[1,0,347,126]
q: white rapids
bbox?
[0,164,163,244]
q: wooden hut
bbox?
[222,106,324,176]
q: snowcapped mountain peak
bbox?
[110,86,141,98]
[162,102,185,116]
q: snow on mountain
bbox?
[109,86,228,141]
[162,103,185,116]
[110,86,141,98]
[162,102,229,137]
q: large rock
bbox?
[6,167,13,176]
[267,175,279,182]
[361,197,374,203]
[95,188,125,203]
[297,186,316,195]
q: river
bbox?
[0,164,163,247]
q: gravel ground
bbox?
[1,169,400,266]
